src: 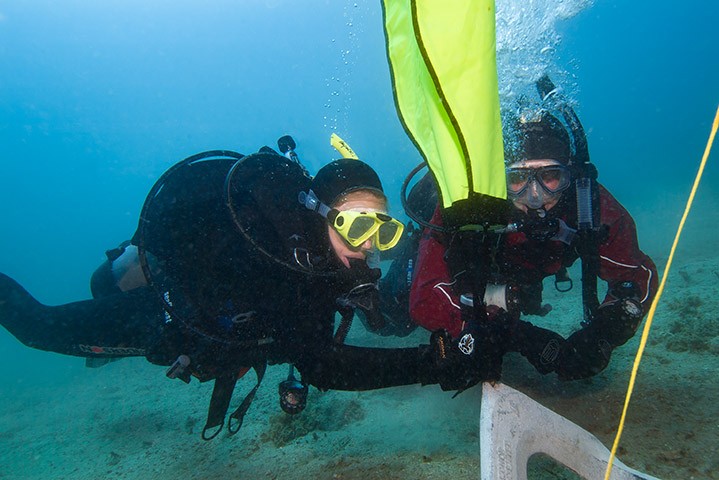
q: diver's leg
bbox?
[0,273,168,360]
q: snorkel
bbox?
[535,75,598,231]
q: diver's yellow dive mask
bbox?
[328,209,404,250]
[299,190,404,251]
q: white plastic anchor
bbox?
[480,382,660,480]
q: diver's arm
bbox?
[596,186,658,314]
[294,343,437,391]
[0,273,169,360]
[552,188,659,380]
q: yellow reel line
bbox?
[604,104,719,480]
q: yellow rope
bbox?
[604,104,719,480]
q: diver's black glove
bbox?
[427,329,486,392]
[556,287,645,381]
[591,296,645,348]
[340,284,386,332]
[447,306,515,384]
[522,216,561,242]
[334,258,384,333]
[555,325,612,380]
[335,258,382,291]
[510,320,565,374]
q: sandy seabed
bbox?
[1,254,717,480]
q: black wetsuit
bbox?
[0,151,438,393]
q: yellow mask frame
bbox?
[299,189,405,251]
[329,209,404,251]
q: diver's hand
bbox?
[336,258,381,291]
[427,329,486,392]
[511,321,565,374]
[591,297,644,347]
[445,305,516,383]
[555,326,612,380]
[428,318,509,391]
[342,285,387,332]
[555,291,643,381]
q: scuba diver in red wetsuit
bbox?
[407,80,658,382]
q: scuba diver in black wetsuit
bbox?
[0,137,482,440]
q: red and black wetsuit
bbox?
[410,184,658,339]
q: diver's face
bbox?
[507,159,566,213]
[328,190,387,269]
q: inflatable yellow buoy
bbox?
[382,0,506,209]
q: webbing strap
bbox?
[202,374,237,440]
[228,363,266,435]
[201,362,266,440]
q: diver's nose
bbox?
[360,237,374,251]
[526,180,545,210]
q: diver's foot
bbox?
[0,272,40,308]
[0,272,43,336]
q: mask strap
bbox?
[299,189,336,220]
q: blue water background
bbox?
[0,0,717,460]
